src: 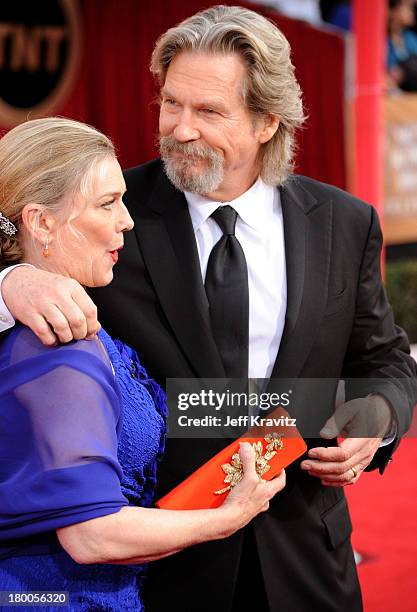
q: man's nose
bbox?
[173,110,200,142]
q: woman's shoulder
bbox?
[2,324,112,371]
[0,325,121,417]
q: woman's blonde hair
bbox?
[151,4,305,186]
[0,117,115,263]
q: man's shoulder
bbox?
[288,174,375,222]
[124,158,164,189]
[123,158,178,215]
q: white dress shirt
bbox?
[185,177,286,379]
[186,180,397,442]
[0,265,33,332]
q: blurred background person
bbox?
[387,0,417,91]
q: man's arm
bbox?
[341,206,416,450]
[0,265,100,344]
[301,205,416,483]
[0,266,24,331]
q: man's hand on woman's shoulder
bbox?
[2,266,100,345]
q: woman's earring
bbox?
[42,235,49,258]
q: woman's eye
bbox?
[101,200,115,210]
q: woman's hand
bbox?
[219,442,286,534]
[58,443,285,565]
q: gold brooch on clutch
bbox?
[214,433,284,495]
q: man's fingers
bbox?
[320,397,393,440]
[41,303,81,343]
[321,464,363,487]
[320,400,365,438]
[37,295,98,343]
[316,463,364,482]
[319,415,340,439]
[26,314,58,347]
[305,446,351,462]
[301,442,361,475]
[318,465,364,483]
[305,438,367,462]
[303,460,364,486]
[69,287,100,338]
[301,459,352,476]
[301,438,381,487]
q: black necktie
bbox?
[205,205,249,378]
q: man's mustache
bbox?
[159,137,221,162]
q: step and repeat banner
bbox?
[385,94,417,245]
[0,0,80,127]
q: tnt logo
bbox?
[0,0,80,126]
[0,24,68,72]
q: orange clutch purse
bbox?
[157,410,307,510]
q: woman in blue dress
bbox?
[0,118,285,611]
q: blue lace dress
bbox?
[0,327,166,611]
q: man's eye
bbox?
[202,108,217,115]
[164,99,177,106]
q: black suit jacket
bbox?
[88,159,416,611]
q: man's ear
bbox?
[21,204,55,244]
[258,114,280,144]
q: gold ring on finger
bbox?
[350,466,357,479]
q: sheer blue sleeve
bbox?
[0,327,128,540]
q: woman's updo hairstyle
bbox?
[0,117,115,263]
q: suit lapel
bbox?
[132,170,225,378]
[271,179,333,379]
[131,167,332,380]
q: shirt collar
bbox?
[185,177,278,233]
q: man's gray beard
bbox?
[159,136,224,195]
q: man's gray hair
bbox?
[151,4,305,186]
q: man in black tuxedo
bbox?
[1,6,416,611]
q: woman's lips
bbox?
[109,246,122,263]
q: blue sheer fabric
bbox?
[0,326,166,611]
